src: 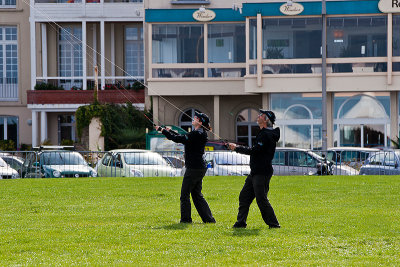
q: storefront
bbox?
[145,0,400,149]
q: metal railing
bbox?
[0,149,398,179]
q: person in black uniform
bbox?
[227,109,280,229]
[154,112,216,224]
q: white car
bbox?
[96,149,181,177]
[204,151,250,176]
[0,157,20,179]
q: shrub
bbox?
[0,140,16,151]
[34,82,64,91]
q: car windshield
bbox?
[0,157,6,167]
[123,152,168,165]
[214,153,250,165]
[308,151,326,162]
[41,152,87,165]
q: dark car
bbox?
[23,150,97,178]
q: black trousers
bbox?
[180,168,215,223]
[236,173,279,227]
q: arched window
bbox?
[334,93,390,147]
[282,104,317,149]
[236,108,258,147]
[179,108,201,132]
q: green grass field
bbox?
[0,175,399,266]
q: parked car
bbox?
[96,149,180,177]
[163,155,185,168]
[0,157,20,179]
[0,153,24,176]
[359,150,400,175]
[23,150,97,178]
[204,151,250,176]
[273,148,358,176]
[325,147,380,171]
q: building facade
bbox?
[0,0,31,147]
[145,0,400,149]
[1,0,145,149]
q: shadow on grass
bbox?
[230,228,261,237]
[160,223,191,230]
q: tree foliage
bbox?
[76,102,152,150]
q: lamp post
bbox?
[322,0,328,151]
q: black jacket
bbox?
[161,128,208,169]
[235,127,280,175]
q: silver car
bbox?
[273,148,358,176]
[359,150,400,175]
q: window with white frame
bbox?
[125,26,144,80]
[0,26,18,100]
[58,25,82,89]
[0,0,16,8]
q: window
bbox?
[58,115,76,144]
[262,18,322,59]
[125,26,144,80]
[0,116,18,146]
[0,26,18,100]
[58,25,82,89]
[327,16,387,58]
[208,23,245,63]
[152,24,204,64]
[236,108,258,147]
[0,0,16,7]
[270,93,322,149]
[272,151,285,165]
[334,93,390,147]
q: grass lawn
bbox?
[0,175,399,265]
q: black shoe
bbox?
[180,220,192,224]
[269,224,281,229]
[233,222,247,228]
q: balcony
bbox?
[27,89,144,105]
[32,0,143,21]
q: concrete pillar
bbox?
[153,96,159,126]
[100,20,105,90]
[40,111,47,143]
[89,118,104,151]
[29,12,36,90]
[213,95,220,139]
[32,111,38,147]
[93,23,97,76]
[82,21,87,90]
[41,23,47,81]
[390,91,398,148]
[111,23,115,82]
[262,93,269,110]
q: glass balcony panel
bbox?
[152,68,204,78]
[208,68,245,78]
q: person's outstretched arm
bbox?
[155,125,188,144]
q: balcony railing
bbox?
[0,81,18,101]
